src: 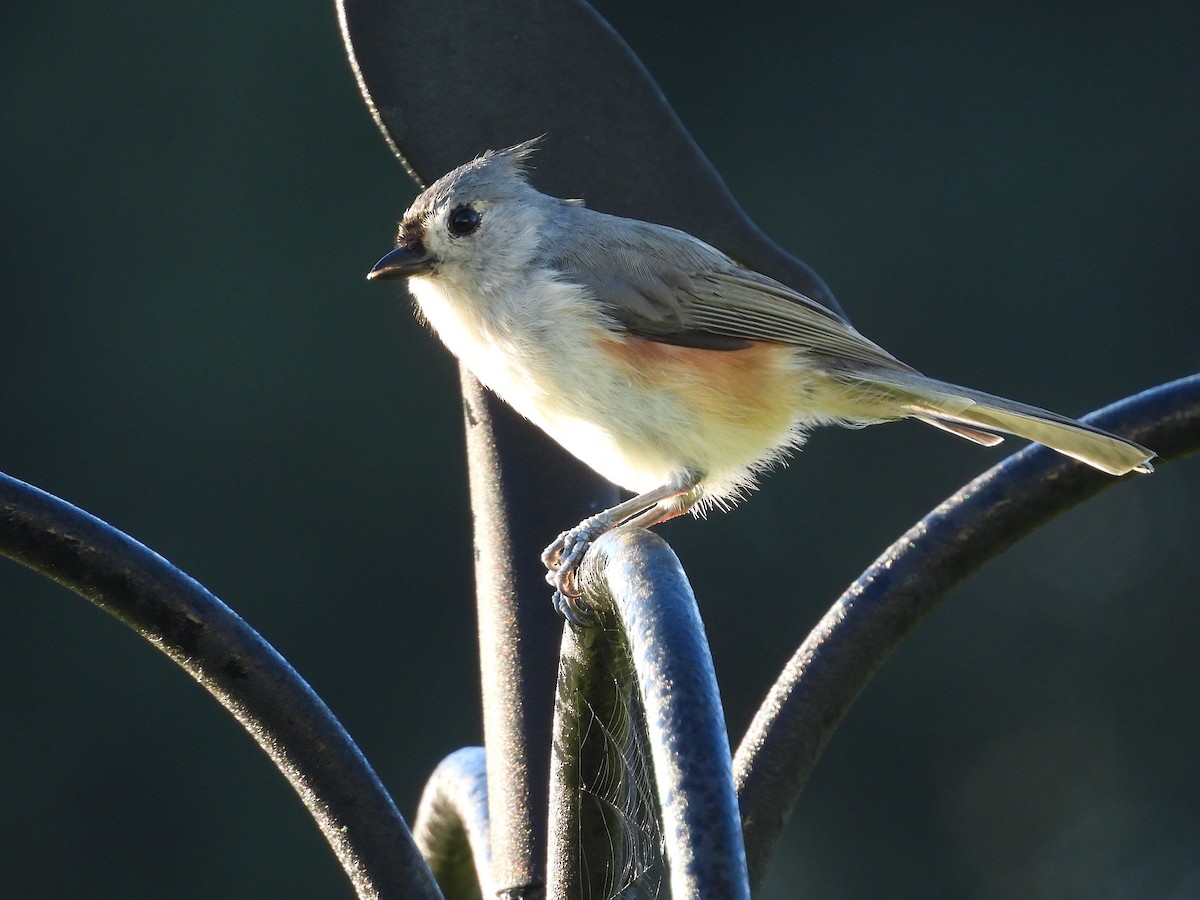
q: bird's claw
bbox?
[542,514,613,627]
[552,588,599,629]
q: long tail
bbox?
[849,368,1155,476]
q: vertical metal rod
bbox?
[462,371,617,898]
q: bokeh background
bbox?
[2,2,1198,897]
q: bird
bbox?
[368,138,1154,624]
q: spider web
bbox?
[565,633,667,899]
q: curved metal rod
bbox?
[0,472,442,900]
[414,747,492,900]
[732,373,1200,891]
[571,528,750,900]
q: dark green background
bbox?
[3,2,1198,897]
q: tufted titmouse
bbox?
[368,139,1154,623]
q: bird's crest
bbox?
[478,135,544,178]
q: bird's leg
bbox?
[544,471,702,626]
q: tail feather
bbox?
[852,370,1155,476]
[911,415,1005,447]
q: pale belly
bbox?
[409,275,817,504]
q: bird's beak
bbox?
[367,244,436,280]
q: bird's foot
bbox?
[541,512,616,628]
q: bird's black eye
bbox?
[448,205,481,237]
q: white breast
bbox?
[405,270,815,507]
[407,274,702,493]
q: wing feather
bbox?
[544,206,907,368]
